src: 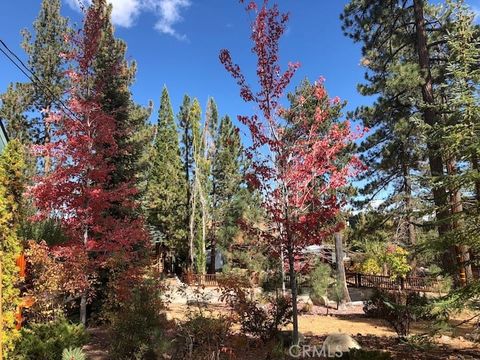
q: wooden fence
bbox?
[345,272,442,292]
[183,273,219,287]
[182,272,442,292]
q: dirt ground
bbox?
[84,304,480,359]
[166,303,480,359]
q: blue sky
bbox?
[0,0,368,129]
[1,0,479,135]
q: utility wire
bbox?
[0,38,82,123]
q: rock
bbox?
[186,299,209,307]
[438,335,452,343]
[297,294,311,303]
[311,295,329,306]
[321,333,361,356]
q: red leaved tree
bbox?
[30,3,148,324]
[220,0,363,344]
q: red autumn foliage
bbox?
[221,0,365,342]
[220,0,364,256]
[30,4,148,267]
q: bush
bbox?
[363,290,433,338]
[310,262,333,303]
[12,318,88,360]
[106,276,168,360]
[261,272,283,292]
[358,242,411,278]
[25,241,93,323]
[359,257,382,275]
[175,309,232,360]
[220,274,292,342]
[62,347,86,360]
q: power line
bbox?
[0,38,82,123]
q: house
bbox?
[206,249,226,272]
[0,119,8,153]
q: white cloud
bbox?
[146,0,191,40]
[65,0,191,39]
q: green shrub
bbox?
[176,310,232,360]
[12,318,88,360]
[220,274,292,342]
[310,262,333,303]
[62,347,86,360]
[107,278,168,360]
[363,290,433,338]
[261,272,283,292]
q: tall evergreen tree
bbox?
[0,0,69,166]
[146,87,186,265]
[90,0,152,207]
[178,94,193,187]
[341,0,472,283]
[178,94,193,267]
[439,1,480,282]
[209,115,243,273]
[188,98,204,272]
[0,84,30,143]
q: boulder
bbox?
[322,333,361,356]
[310,295,329,306]
[297,294,312,304]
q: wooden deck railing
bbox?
[183,273,219,287]
[346,272,442,292]
[182,272,442,292]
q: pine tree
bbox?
[0,140,27,358]
[341,0,472,283]
[439,1,480,283]
[178,94,193,188]
[146,87,186,266]
[90,0,152,208]
[178,94,193,267]
[20,0,69,171]
[188,98,204,272]
[209,115,243,273]
[0,84,30,143]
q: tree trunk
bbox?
[446,158,472,285]
[189,184,196,271]
[200,192,207,275]
[208,233,216,274]
[184,129,192,272]
[403,165,416,247]
[403,162,417,271]
[80,227,88,325]
[287,242,299,346]
[471,152,480,209]
[334,232,351,310]
[413,0,457,277]
[280,243,286,296]
[44,120,51,174]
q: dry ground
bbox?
[84,304,480,359]
[166,303,480,359]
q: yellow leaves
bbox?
[0,138,27,357]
